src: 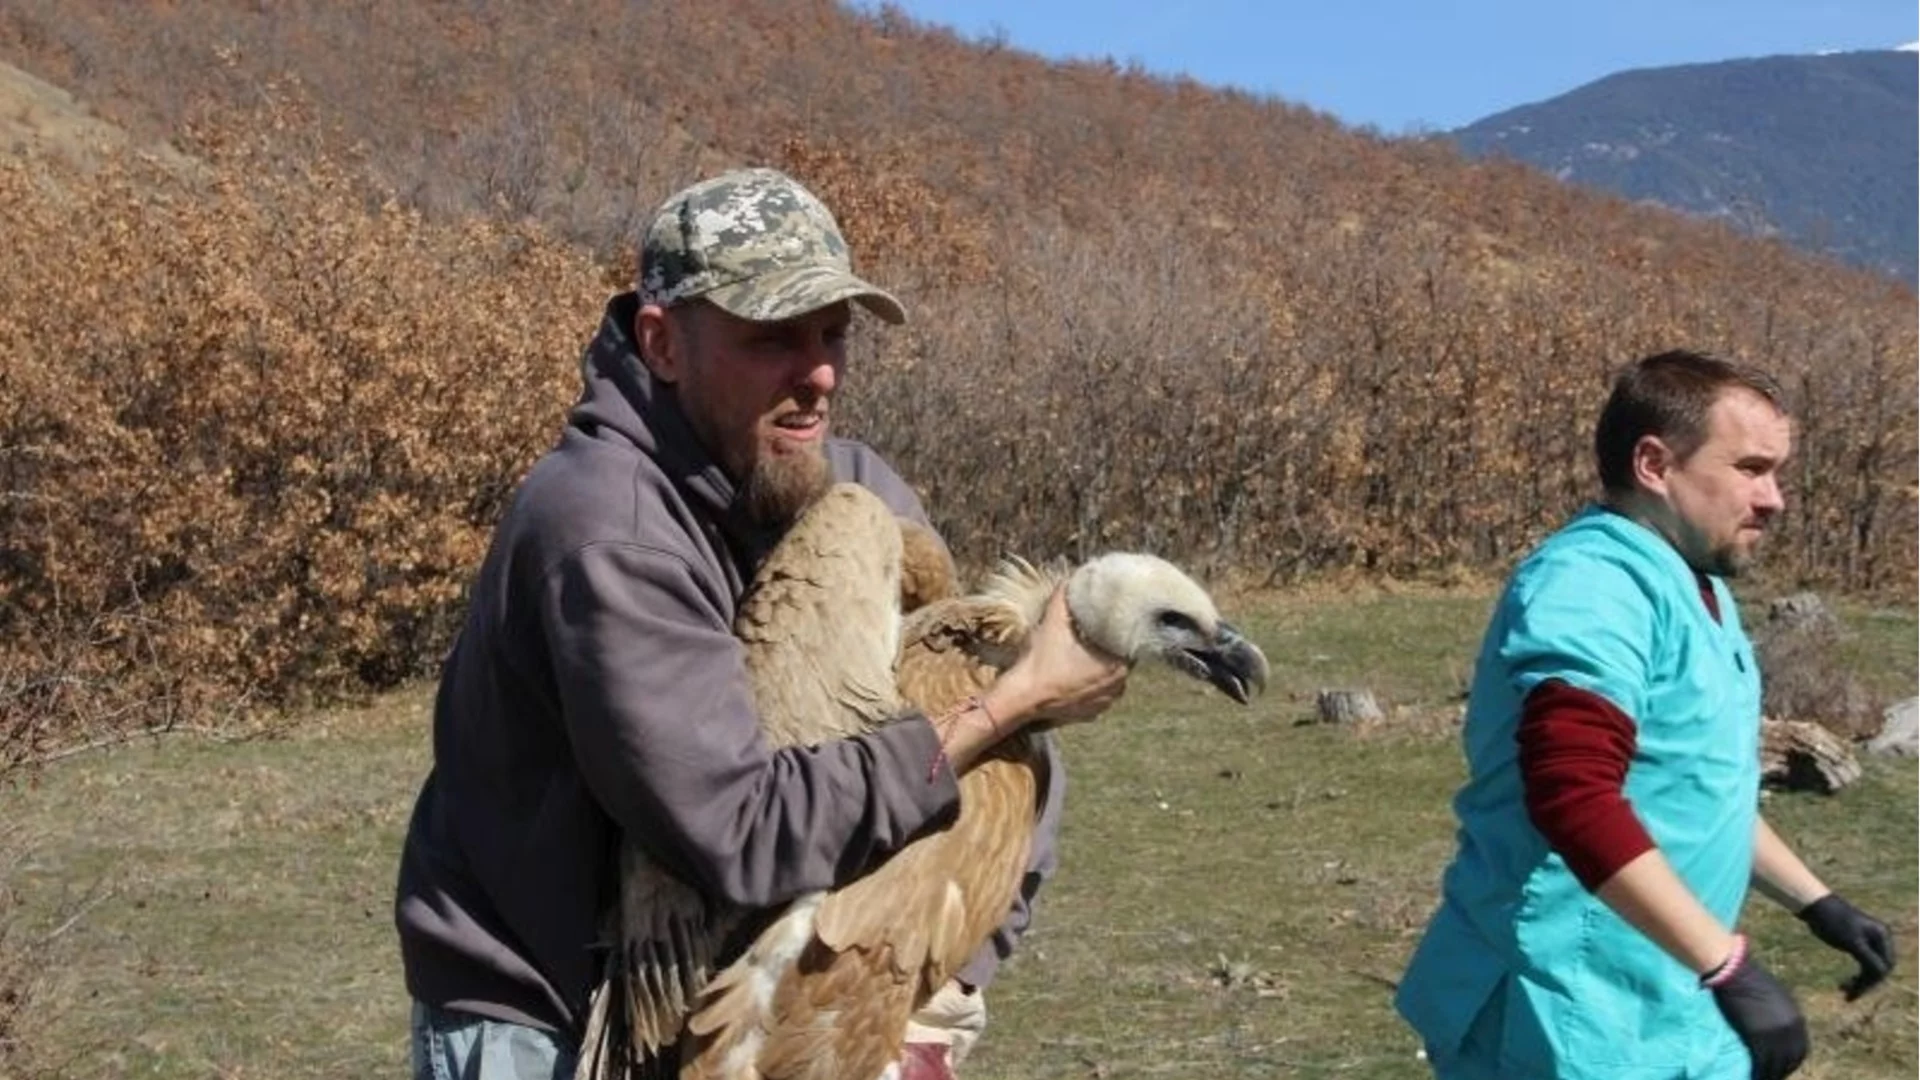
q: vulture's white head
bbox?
[1064,553,1270,704]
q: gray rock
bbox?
[1866,697,1917,757]
[1765,591,1837,636]
[1314,689,1382,725]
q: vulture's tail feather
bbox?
[572,952,625,1080]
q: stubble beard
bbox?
[1685,528,1758,578]
[1706,538,1757,578]
[1697,552,1744,578]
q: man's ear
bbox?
[635,303,681,384]
[1629,434,1674,496]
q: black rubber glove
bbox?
[1798,893,1897,1001]
[1710,953,1809,1080]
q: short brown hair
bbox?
[1594,350,1786,495]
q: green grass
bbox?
[4,588,1914,1079]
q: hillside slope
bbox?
[0,58,199,173]
[0,1,1911,757]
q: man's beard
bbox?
[1680,523,1761,579]
[741,443,832,527]
[1699,543,1754,578]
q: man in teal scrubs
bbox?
[1395,351,1896,1079]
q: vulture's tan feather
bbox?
[897,514,961,615]
[738,483,908,745]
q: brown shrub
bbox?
[1,103,601,768]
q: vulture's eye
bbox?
[1154,610,1200,635]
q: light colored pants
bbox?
[412,1002,577,1080]
[411,982,983,1079]
[905,979,990,1067]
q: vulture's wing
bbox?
[678,589,1052,1080]
[606,850,745,1062]
[583,484,913,1080]
[692,745,1046,1080]
[898,518,960,613]
[810,594,1043,960]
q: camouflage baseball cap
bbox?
[637,168,906,325]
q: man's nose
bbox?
[1755,474,1785,514]
[795,339,839,394]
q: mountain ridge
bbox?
[1444,49,1918,286]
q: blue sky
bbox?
[866,1,1918,133]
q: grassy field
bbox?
[5,586,1914,1079]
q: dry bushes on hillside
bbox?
[5,114,1916,768]
[841,200,1917,592]
[1,116,601,770]
[0,3,1913,763]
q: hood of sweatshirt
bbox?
[568,291,791,574]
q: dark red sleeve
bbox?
[1517,679,1656,890]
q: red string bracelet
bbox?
[925,696,1002,782]
[967,695,1001,738]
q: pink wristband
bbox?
[1700,933,1749,988]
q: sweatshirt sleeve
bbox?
[543,540,961,909]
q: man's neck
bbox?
[1601,493,1728,585]
[1602,489,1658,531]
[1601,493,1686,561]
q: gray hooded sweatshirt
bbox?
[395,293,1059,1035]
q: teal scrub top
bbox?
[1395,506,1763,1078]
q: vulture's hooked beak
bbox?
[1182,620,1270,704]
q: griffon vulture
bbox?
[576,483,1268,1080]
